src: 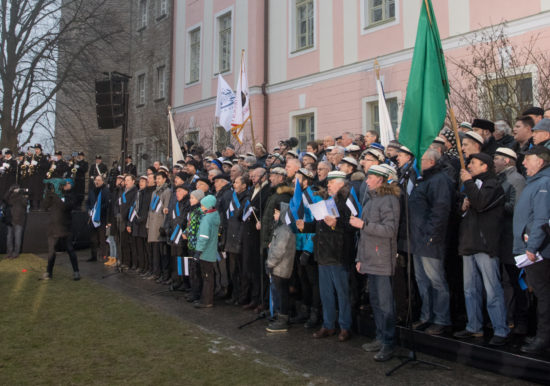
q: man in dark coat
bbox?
[408,149,454,335]
[87,175,111,263]
[29,144,49,210]
[73,152,88,206]
[3,184,27,259]
[494,147,528,334]
[134,175,156,275]
[89,155,108,190]
[297,171,355,343]
[120,175,139,270]
[0,150,18,199]
[472,118,498,157]
[41,179,80,280]
[124,155,137,176]
[47,151,70,179]
[454,153,509,345]
[213,173,233,297]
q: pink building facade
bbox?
[171,0,550,152]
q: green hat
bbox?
[200,195,217,209]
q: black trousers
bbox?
[241,233,262,305]
[502,263,530,327]
[151,242,167,277]
[525,258,550,341]
[47,236,79,275]
[297,258,321,310]
[200,260,215,305]
[89,224,108,259]
[228,252,243,303]
[272,275,290,315]
[134,236,148,271]
[189,255,202,301]
[120,230,137,268]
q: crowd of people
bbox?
[1,106,550,362]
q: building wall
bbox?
[171,0,550,152]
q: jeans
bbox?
[318,264,352,330]
[463,253,509,337]
[6,224,24,256]
[368,274,396,346]
[107,235,117,258]
[413,255,451,325]
[272,275,290,315]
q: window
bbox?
[137,74,146,106]
[369,97,399,134]
[188,27,200,83]
[138,0,147,30]
[217,13,232,73]
[215,126,231,152]
[365,0,395,28]
[158,0,167,18]
[156,66,166,99]
[295,0,314,51]
[186,130,199,145]
[135,143,145,173]
[488,74,533,122]
[295,114,315,150]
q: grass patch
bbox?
[0,254,315,385]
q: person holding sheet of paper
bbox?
[296,170,355,344]
[513,145,550,354]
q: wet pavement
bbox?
[42,251,532,386]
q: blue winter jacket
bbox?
[513,166,550,258]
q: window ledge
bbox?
[136,25,147,32]
[156,14,167,22]
[136,103,145,108]
[185,80,199,86]
[361,17,399,35]
[154,97,165,103]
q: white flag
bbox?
[376,78,395,147]
[230,51,250,144]
[215,74,236,132]
[168,108,185,164]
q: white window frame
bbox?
[136,72,147,107]
[134,142,145,173]
[186,24,202,85]
[362,90,402,134]
[156,65,166,100]
[360,0,400,36]
[213,7,233,75]
[138,0,148,30]
[289,108,317,150]
[288,0,317,57]
[157,0,168,19]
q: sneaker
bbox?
[266,315,289,333]
[489,335,508,346]
[373,345,394,362]
[73,272,81,281]
[425,324,446,335]
[453,329,483,339]
[194,303,213,309]
[362,340,383,352]
[41,272,52,280]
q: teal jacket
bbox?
[195,209,221,262]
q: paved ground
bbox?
[42,251,533,385]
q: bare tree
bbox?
[0,0,125,150]
[448,24,550,125]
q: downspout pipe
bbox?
[262,0,269,146]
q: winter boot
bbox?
[290,304,309,324]
[266,314,289,333]
[304,307,320,329]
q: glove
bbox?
[158,227,167,237]
[299,251,312,266]
[193,251,202,261]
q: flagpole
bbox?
[447,103,466,170]
[241,49,257,151]
[374,58,380,80]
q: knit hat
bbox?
[190,189,205,202]
[200,195,217,209]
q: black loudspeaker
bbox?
[95,78,125,129]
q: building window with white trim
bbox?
[218,13,232,74]
[295,0,314,51]
[365,0,395,29]
[138,0,148,30]
[156,65,166,100]
[368,97,398,133]
[137,73,146,106]
[158,0,167,19]
[488,74,533,122]
[188,27,200,83]
[295,114,315,150]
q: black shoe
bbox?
[412,320,430,330]
[86,257,97,262]
[520,337,549,354]
[425,324,446,335]
[453,329,483,339]
[373,345,394,362]
[488,335,508,346]
[194,303,213,309]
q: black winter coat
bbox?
[215,183,233,250]
[86,185,111,226]
[260,184,293,249]
[42,189,78,237]
[3,188,27,226]
[225,190,249,254]
[409,165,455,259]
[302,184,355,266]
[120,186,138,229]
[131,186,154,238]
[458,171,505,257]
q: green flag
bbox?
[399,0,449,162]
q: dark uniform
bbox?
[72,153,88,206]
[119,184,139,269]
[88,157,108,189]
[87,182,111,261]
[47,152,70,179]
[28,145,49,210]
[123,158,137,176]
[0,152,18,199]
